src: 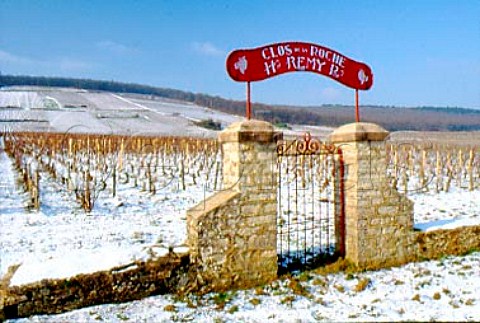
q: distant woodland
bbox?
[2,74,480,131]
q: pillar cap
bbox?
[329,122,389,143]
[219,120,278,143]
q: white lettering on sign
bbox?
[264,59,281,76]
[307,57,327,72]
[310,45,346,76]
[287,56,326,72]
[329,64,340,78]
[261,44,346,78]
[227,42,372,88]
[262,44,292,60]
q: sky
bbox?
[0,0,479,109]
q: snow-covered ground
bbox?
[1,88,479,321]
[0,147,203,286]
[9,251,480,322]
[0,87,334,138]
[1,142,479,286]
[0,87,218,137]
[413,189,480,231]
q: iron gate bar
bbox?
[276,132,345,273]
[338,147,346,256]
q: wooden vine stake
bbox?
[32,168,40,210]
[457,149,463,187]
[468,148,474,191]
[435,150,442,193]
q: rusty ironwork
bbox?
[276,132,344,273]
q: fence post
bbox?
[330,122,414,269]
[187,120,279,291]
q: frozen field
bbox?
[1,87,479,322]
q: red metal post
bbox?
[355,89,360,122]
[338,148,346,257]
[246,81,251,120]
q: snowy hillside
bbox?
[0,87,334,138]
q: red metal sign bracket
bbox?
[226,41,373,122]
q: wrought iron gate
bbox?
[276,132,345,273]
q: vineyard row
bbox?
[1,132,479,212]
[3,132,222,212]
[386,143,480,193]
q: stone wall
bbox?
[330,123,415,269]
[0,253,189,320]
[188,120,479,281]
[329,122,479,269]
[413,225,480,260]
[187,120,278,292]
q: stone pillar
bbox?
[329,122,414,269]
[187,120,278,291]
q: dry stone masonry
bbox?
[414,225,480,260]
[188,120,479,289]
[330,123,415,269]
[187,120,279,291]
[0,254,189,320]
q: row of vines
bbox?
[2,131,480,213]
[386,142,480,193]
[2,132,222,212]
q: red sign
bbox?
[226,41,373,90]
